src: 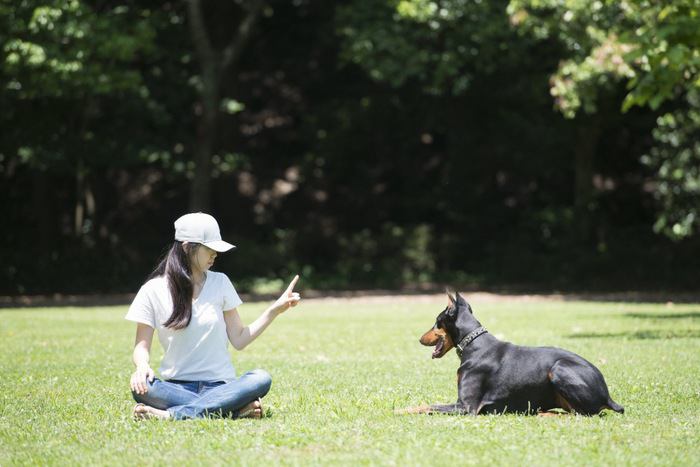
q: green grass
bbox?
[1,297,699,465]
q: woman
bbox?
[126,212,300,420]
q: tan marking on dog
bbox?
[420,326,455,358]
[553,392,574,412]
[547,371,575,412]
[394,405,432,415]
[420,328,441,346]
[537,411,564,417]
[440,332,455,355]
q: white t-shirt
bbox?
[125,271,243,382]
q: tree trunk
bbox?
[186,0,264,212]
[189,71,220,211]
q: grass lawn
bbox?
[1,295,699,465]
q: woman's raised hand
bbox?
[130,365,155,395]
[272,274,301,313]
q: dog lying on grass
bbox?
[400,292,624,416]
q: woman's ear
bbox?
[182,242,195,258]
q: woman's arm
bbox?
[130,323,155,394]
[224,275,301,350]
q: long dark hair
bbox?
[150,241,201,330]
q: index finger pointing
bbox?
[286,274,300,292]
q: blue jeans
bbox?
[132,369,272,420]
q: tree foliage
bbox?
[338,0,536,95]
[2,1,700,295]
[0,1,162,170]
[508,0,700,237]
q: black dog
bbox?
[412,292,624,416]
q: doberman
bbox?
[408,292,624,416]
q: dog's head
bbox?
[419,291,478,359]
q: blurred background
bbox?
[2,0,699,296]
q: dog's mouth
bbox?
[432,337,445,359]
[420,328,453,359]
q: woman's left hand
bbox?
[272,275,301,313]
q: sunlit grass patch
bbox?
[1,297,699,465]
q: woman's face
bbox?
[189,244,217,273]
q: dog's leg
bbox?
[395,402,470,415]
[394,405,432,415]
[428,403,469,415]
[548,359,623,415]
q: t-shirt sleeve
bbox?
[222,275,243,310]
[125,283,157,328]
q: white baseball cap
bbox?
[174,212,235,252]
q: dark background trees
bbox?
[2,0,699,295]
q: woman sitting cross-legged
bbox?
[126,212,301,420]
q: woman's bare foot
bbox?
[133,403,171,420]
[238,399,262,419]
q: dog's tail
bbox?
[604,398,624,414]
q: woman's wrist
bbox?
[267,305,283,317]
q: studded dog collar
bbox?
[455,326,488,358]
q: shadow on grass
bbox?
[568,329,700,339]
[624,312,700,320]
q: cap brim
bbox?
[203,240,236,252]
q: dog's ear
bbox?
[455,292,471,312]
[446,289,456,308]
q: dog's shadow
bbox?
[567,329,700,339]
[624,311,700,320]
[569,311,700,339]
